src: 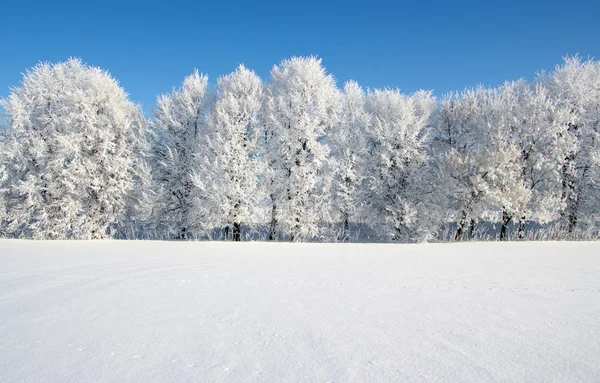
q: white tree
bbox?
[363,89,438,242]
[0,58,150,239]
[433,90,487,240]
[433,86,527,241]
[150,70,209,239]
[541,56,600,232]
[330,81,369,241]
[498,80,574,237]
[191,64,264,241]
[262,57,340,241]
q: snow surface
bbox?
[0,241,599,382]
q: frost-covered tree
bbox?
[499,80,574,237]
[262,57,340,241]
[150,70,209,239]
[541,56,600,232]
[0,58,150,239]
[433,91,487,240]
[191,65,264,241]
[363,89,437,242]
[434,86,527,241]
[489,85,539,240]
[330,81,369,241]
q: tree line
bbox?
[0,56,598,241]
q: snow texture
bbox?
[1,241,599,382]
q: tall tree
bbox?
[150,70,209,239]
[0,58,150,239]
[262,57,340,241]
[330,81,369,241]
[192,65,264,241]
[499,80,574,238]
[542,56,600,232]
[363,89,438,242]
[434,86,526,241]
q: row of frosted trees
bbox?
[0,56,598,241]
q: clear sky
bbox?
[1,0,598,111]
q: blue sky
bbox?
[1,0,598,110]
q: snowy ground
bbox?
[0,241,599,382]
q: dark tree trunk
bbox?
[340,176,352,243]
[177,226,187,240]
[231,200,242,241]
[561,152,578,233]
[269,199,277,241]
[341,211,349,242]
[567,212,577,233]
[500,209,512,241]
[567,163,587,233]
[455,211,468,241]
[232,222,241,241]
[518,216,526,239]
[468,219,475,240]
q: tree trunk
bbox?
[468,219,475,240]
[517,216,526,239]
[222,226,229,241]
[568,211,577,233]
[232,222,241,241]
[269,199,277,240]
[231,200,242,241]
[342,213,349,242]
[455,211,468,241]
[177,226,187,240]
[567,163,587,233]
[500,209,512,241]
[561,153,578,233]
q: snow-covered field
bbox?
[0,241,599,382]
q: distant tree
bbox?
[262,57,340,241]
[150,70,209,239]
[0,58,150,239]
[330,81,369,241]
[363,89,438,242]
[541,56,600,232]
[191,65,264,241]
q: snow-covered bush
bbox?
[0,59,150,239]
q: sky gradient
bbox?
[1,0,599,110]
